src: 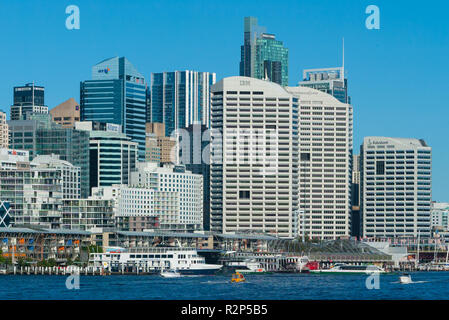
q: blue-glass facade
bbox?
[80,57,147,160]
[148,71,216,137]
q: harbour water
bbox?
[0,272,448,300]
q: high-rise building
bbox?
[145,122,177,164]
[0,111,8,148]
[50,98,80,128]
[210,76,299,238]
[130,162,203,231]
[179,123,211,231]
[80,57,147,160]
[351,154,361,237]
[240,17,289,86]
[286,85,353,240]
[148,71,216,136]
[75,121,137,193]
[299,67,350,104]
[10,83,48,120]
[360,137,432,238]
[431,202,449,232]
[8,114,90,198]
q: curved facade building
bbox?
[210,76,299,238]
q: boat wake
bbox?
[391,280,428,284]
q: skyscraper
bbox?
[80,57,147,160]
[0,111,8,148]
[10,83,48,120]
[179,123,211,231]
[148,71,216,136]
[210,76,299,238]
[8,114,90,198]
[75,121,137,192]
[240,17,289,86]
[286,86,353,240]
[360,137,432,238]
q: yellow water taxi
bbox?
[231,272,246,283]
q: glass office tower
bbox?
[240,17,289,86]
[148,71,216,137]
[80,57,147,160]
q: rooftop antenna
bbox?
[342,38,345,79]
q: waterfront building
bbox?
[0,111,8,148]
[360,137,432,238]
[285,86,353,240]
[31,154,81,199]
[10,83,48,120]
[91,186,174,232]
[8,114,90,197]
[0,148,30,170]
[0,201,11,228]
[145,122,177,164]
[50,98,80,128]
[210,76,299,238]
[75,121,137,193]
[80,57,147,160]
[299,67,350,104]
[0,227,90,261]
[130,162,203,231]
[239,17,289,86]
[179,123,211,231]
[148,71,216,136]
[0,154,80,228]
[61,198,115,232]
[431,202,449,232]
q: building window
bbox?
[376,161,385,175]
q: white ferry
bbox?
[89,247,222,275]
[310,263,386,274]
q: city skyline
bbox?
[0,0,448,202]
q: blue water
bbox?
[0,272,448,299]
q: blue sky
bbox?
[0,0,448,201]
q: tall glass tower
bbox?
[80,57,147,160]
[148,71,216,137]
[239,17,289,86]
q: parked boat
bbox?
[310,263,386,274]
[90,247,222,275]
[235,260,271,274]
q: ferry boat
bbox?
[90,247,222,275]
[310,263,386,274]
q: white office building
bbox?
[361,137,432,238]
[130,163,203,231]
[431,202,449,232]
[210,76,299,238]
[285,86,353,240]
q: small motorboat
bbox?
[231,272,246,283]
[160,269,182,278]
[399,273,412,284]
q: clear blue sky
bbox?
[0,0,448,201]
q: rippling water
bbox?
[0,272,448,300]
